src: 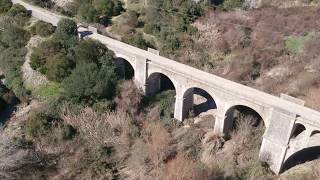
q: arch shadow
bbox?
[281,146,320,172]
[224,105,264,135]
[146,72,175,97]
[311,130,320,137]
[290,123,306,139]
[182,87,217,120]
[114,57,135,80]
[145,72,176,118]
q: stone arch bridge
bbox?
[11,0,320,174]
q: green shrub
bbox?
[25,112,53,138]
[63,62,118,104]
[78,3,98,23]
[285,32,314,54]
[93,100,116,113]
[144,90,175,119]
[45,53,73,82]
[0,0,12,14]
[74,39,111,65]
[26,0,54,8]
[143,23,160,35]
[34,82,62,100]
[31,21,55,37]
[122,32,148,50]
[223,0,245,10]
[7,4,29,18]
[1,25,30,48]
[160,29,181,54]
[56,18,78,36]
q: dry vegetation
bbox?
[0,80,320,179]
[183,6,320,110]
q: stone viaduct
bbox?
[11,0,320,174]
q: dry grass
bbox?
[161,154,210,180]
[0,137,48,180]
[63,108,133,147]
[115,80,143,116]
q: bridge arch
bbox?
[181,87,217,122]
[223,104,264,135]
[290,123,306,139]
[145,72,177,97]
[114,53,135,70]
[145,72,177,118]
[114,57,135,80]
[311,130,320,137]
[281,146,320,172]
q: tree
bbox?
[56,19,78,36]
[63,62,118,103]
[74,39,110,65]
[31,21,55,37]
[123,33,148,50]
[7,4,29,18]
[30,39,62,73]
[78,3,97,23]
[1,25,30,48]
[45,53,74,82]
[0,0,12,14]
[27,0,54,8]
[223,0,244,10]
[93,0,123,17]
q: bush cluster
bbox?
[30,19,119,104]
[30,21,55,37]
[0,4,31,102]
[64,0,124,25]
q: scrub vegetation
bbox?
[1,0,320,179]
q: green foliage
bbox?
[285,32,314,54]
[160,29,181,54]
[56,18,78,36]
[63,62,118,104]
[174,127,205,160]
[143,23,160,35]
[26,0,54,8]
[34,82,62,100]
[5,70,31,102]
[75,0,123,25]
[0,10,31,102]
[145,90,175,119]
[0,0,12,14]
[78,3,97,23]
[122,32,149,50]
[141,0,207,55]
[29,19,120,104]
[93,0,123,16]
[1,25,30,48]
[30,21,55,37]
[7,4,29,18]
[46,53,73,82]
[25,112,76,140]
[74,39,113,65]
[25,112,54,138]
[223,0,245,10]
[30,19,79,82]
